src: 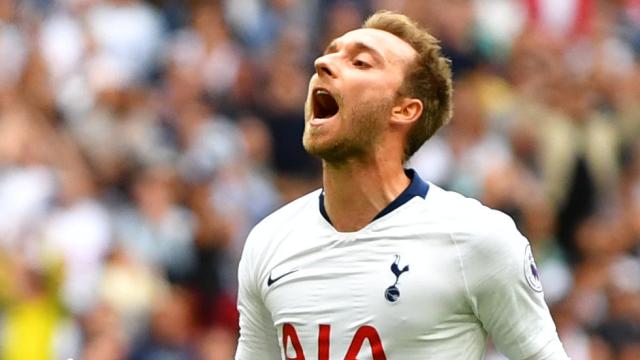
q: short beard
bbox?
[303,99,391,163]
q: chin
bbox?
[303,135,365,163]
[302,134,327,158]
[303,134,333,158]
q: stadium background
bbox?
[0,0,638,358]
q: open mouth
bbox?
[312,88,339,119]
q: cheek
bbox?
[346,78,397,106]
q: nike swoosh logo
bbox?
[267,269,298,287]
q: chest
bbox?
[262,233,470,340]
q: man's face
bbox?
[303,28,417,162]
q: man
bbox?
[236,10,568,359]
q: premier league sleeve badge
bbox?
[524,245,543,293]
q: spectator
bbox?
[114,166,196,284]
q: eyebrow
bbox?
[323,40,385,64]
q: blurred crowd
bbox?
[0,0,638,359]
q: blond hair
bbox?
[363,11,453,161]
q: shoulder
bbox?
[425,184,511,224]
[426,184,526,259]
[243,189,322,253]
[238,189,322,291]
[425,186,535,296]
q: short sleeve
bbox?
[235,229,281,360]
[459,212,569,359]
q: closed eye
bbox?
[353,59,371,69]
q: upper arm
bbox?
[235,230,281,360]
[460,212,568,359]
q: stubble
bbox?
[302,98,391,163]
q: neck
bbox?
[322,155,409,232]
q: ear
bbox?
[390,97,423,126]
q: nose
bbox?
[314,55,336,79]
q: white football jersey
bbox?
[236,170,568,359]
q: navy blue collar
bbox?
[319,169,429,226]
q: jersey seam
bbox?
[448,230,478,317]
